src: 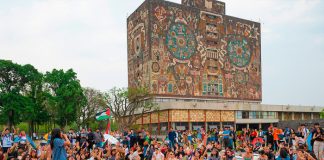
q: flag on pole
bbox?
[95,109,111,121]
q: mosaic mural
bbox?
[128,0,262,101]
[182,0,225,14]
[127,1,150,89]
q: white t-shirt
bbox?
[153,152,164,160]
[2,134,13,148]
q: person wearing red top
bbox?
[250,129,258,142]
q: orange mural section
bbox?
[221,111,235,121]
[159,110,169,122]
[190,110,205,122]
[206,110,221,122]
[151,112,159,123]
[171,110,189,122]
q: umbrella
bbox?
[104,134,118,144]
[252,137,264,146]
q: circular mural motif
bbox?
[152,62,160,73]
[227,36,251,68]
[166,23,196,60]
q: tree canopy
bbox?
[0,59,157,132]
[103,87,158,129]
[0,60,86,132]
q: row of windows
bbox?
[153,98,255,104]
[236,111,277,119]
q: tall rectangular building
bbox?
[127,0,321,132]
[128,0,262,101]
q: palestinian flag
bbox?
[96,109,111,121]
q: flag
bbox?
[96,109,111,121]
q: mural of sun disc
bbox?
[166,23,197,60]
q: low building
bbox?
[134,98,321,134]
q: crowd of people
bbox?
[0,123,323,160]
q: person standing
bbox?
[222,126,232,149]
[87,128,95,150]
[67,129,76,146]
[79,128,88,146]
[168,127,176,149]
[50,128,71,160]
[312,127,324,159]
[1,128,13,153]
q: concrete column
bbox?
[311,113,314,120]
[282,112,285,121]
[205,122,208,131]
[259,123,262,129]
[302,113,304,120]
[247,123,250,129]
[189,122,193,131]
[220,122,223,129]
[172,123,176,130]
[292,112,295,120]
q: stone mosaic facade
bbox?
[206,110,221,122]
[143,113,150,124]
[171,110,188,122]
[151,112,159,123]
[221,111,235,121]
[136,109,234,124]
[128,0,262,101]
[159,110,169,122]
[190,110,205,122]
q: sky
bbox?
[0,0,323,106]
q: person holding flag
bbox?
[95,108,111,134]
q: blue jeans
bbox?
[169,140,175,149]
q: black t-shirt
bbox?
[313,129,324,142]
[88,132,95,142]
[8,150,18,159]
[266,132,274,143]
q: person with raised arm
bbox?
[50,128,71,160]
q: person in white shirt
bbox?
[152,148,164,160]
[1,128,13,153]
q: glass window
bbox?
[236,111,242,119]
[268,112,275,119]
[262,112,268,119]
[256,112,261,119]
[192,122,205,131]
[249,111,256,119]
[242,111,249,119]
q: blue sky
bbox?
[0,0,323,106]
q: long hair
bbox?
[50,128,62,149]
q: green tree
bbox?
[44,69,86,128]
[104,87,158,129]
[22,64,50,135]
[77,87,106,128]
[321,109,324,119]
[0,60,35,129]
